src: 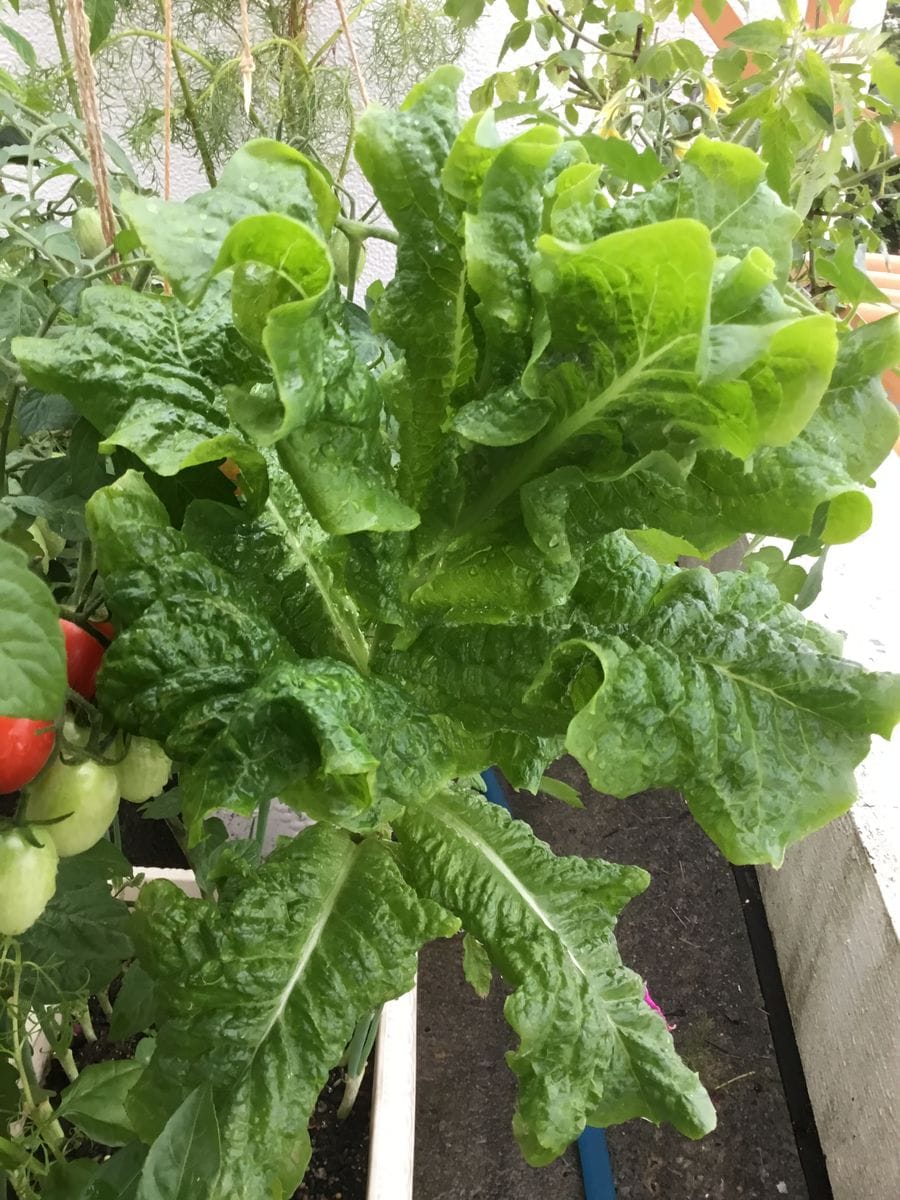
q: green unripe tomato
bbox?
[62,713,90,749]
[0,827,59,936]
[24,759,120,857]
[328,229,366,288]
[116,736,172,804]
[72,207,106,259]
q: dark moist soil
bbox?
[414,762,809,1200]
[292,1067,373,1200]
[117,795,189,868]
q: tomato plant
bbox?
[0,717,56,793]
[24,759,120,858]
[0,827,58,936]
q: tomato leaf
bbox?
[19,842,133,1002]
[134,1084,220,1200]
[59,1060,144,1146]
[816,239,890,306]
[0,540,66,720]
[109,964,159,1042]
[84,0,116,52]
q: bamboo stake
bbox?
[65,0,118,267]
[334,0,369,107]
[239,0,255,115]
[163,0,173,199]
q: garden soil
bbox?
[414,762,809,1200]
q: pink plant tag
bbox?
[644,987,676,1031]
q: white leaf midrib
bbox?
[251,839,359,1055]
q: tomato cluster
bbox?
[1,621,113,794]
[1,616,172,937]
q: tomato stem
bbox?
[77,1005,98,1044]
[58,1047,79,1083]
[8,1171,41,1200]
[5,942,67,1152]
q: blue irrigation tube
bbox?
[481,768,617,1200]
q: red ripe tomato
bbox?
[60,620,114,699]
[0,717,56,794]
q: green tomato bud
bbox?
[328,229,366,288]
[72,207,107,259]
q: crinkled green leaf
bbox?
[130,828,458,1198]
[462,931,493,997]
[181,454,369,671]
[521,453,737,562]
[213,217,417,535]
[452,383,550,446]
[464,124,563,347]
[356,67,475,505]
[13,284,268,493]
[547,161,608,242]
[375,617,565,790]
[693,317,900,545]
[527,222,834,460]
[676,139,801,286]
[394,787,715,1163]
[441,109,502,205]
[121,140,338,304]
[0,539,66,719]
[87,473,476,836]
[411,520,579,623]
[533,534,900,865]
[123,145,414,535]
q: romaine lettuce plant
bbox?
[11,65,900,1196]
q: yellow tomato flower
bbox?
[704,78,731,116]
